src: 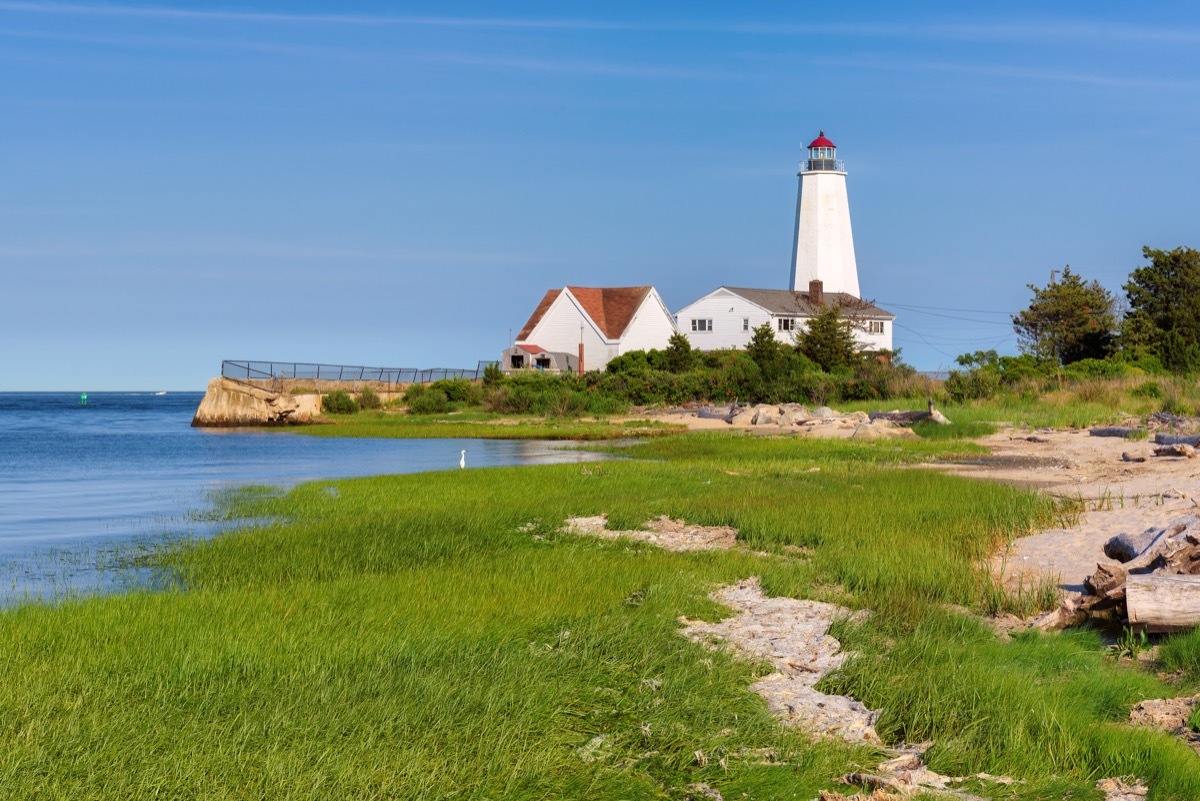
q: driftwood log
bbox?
[1155,433,1200,447]
[1154,443,1197,458]
[1048,515,1200,632]
[1127,575,1200,633]
[1089,426,1143,438]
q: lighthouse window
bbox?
[691,319,712,332]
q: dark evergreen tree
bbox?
[1123,246,1200,372]
[1011,266,1117,365]
[796,305,859,372]
[664,332,695,373]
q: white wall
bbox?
[618,290,678,354]
[790,170,860,297]
[522,293,616,370]
[675,289,772,351]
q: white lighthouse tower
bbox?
[789,131,860,297]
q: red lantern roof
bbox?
[807,131,836,149]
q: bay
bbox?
[0,392,607,602]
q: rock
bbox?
[812,406,838,419]
[752,408,780,426]
[1097,777,1149,801]
[846,410,870,424]
[728,408,757,426]
[1104,527,1167,563]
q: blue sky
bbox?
[3,1,1198,390]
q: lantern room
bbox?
[804,131,843,172]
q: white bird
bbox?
[459,449,467,469]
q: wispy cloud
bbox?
[813,54,1197,91]
[0,238,542,265]
[2,4,1198,48]
[0,2,631,30]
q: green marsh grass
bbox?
[2,433,1199,797]
[297,410,685,440]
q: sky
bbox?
[2,1,1198,390]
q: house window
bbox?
[691,319,712,332]
[510,354,525,369]
[777,317,796,332]
[535,356,551,369]
[742,318,750,331]
[868,321,885,335]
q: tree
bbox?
[745,321,787,380]
[796,305,859,372]
[1011,266,1117,365]
[1123,246,1200,372]
[664,332,695,373]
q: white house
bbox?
[675,282,894,352]
[504,285,678,374]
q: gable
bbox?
[565,286,653,339]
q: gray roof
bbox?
[721,287,895,320]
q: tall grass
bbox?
[0,433,1197,797]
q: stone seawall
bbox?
[191,377,321,427]
[191,378,406,427]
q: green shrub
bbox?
[1131,380,1164,399]
[357,386,382,410]
[482,362,503,386]
[321,390,358,415]
[944,368,1001,402]
[1063,358,1128,379]
[408,389,450,415]
[429,378,482,405]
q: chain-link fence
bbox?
[221,360,497,388]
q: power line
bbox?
[876,300,1013,315]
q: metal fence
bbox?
[222,360,497,386]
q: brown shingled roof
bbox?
[516,289,562,342]
[516,286,654,342]
[566,286,652,339]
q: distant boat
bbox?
[155,391,167,396]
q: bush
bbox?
[1132,380,1164,399]
[408,389,450,415]
[430,378,481,405]
[944,368,1001,403]
[321,390,358,415]
[1062,358,1128,379]
[358,386,382,410]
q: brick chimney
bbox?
[808,279,824,307]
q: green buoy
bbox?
[79,393,88,406]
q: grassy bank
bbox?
[2,433,1199,798]
[298,409,686,440]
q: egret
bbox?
[459,449,467,469]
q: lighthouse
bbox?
[789,131,860,298]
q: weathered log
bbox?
[1154,433,1200,446]
[1090,426,1143,438]
[1120,452,1147,463]
[1085,562,1129,598]
[1127,575,1200,633]
[1154,443,1197,458]
[1104,527,1166,563]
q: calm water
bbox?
[0,392,607,601]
